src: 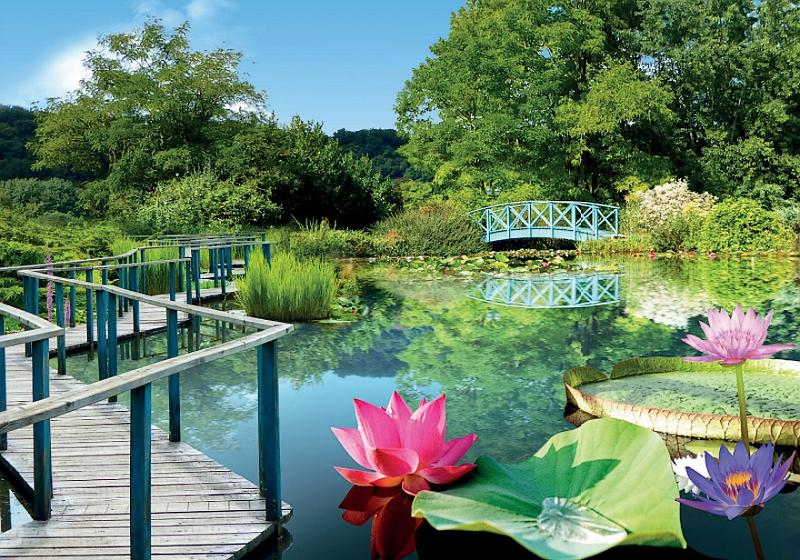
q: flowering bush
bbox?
[634,179,716,230]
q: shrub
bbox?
[635,179,716,230]
[650,211,707,252]
[287,220,380,259]
[699,198,793,253]
[373,202,487,257]
[235,251,338,322]
[0,178,82,217]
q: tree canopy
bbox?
[397,0,800,207]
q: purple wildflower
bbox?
[677,441,794,520]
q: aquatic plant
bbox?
[111,238,180,296]
[683,305,794,447]
[236,250,337,322]
[412,418,685,560]
[677,441,792,519]
[332,391,477,495]
[672,454,709,495]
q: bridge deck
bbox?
[0,285,289,559]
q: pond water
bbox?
[50,256,800,559]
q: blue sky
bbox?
[0,0,463,131]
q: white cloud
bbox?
[135,0,232,24]
[11,37,96,106]
[186,0,232,20]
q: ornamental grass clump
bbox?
[235,250,337,322]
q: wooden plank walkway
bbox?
[0,285,290,559]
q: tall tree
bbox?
[397,0,675,202]
[31,20,264,216]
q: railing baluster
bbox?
[130,383,152,560]
[140,248,147,295]
[244,244,251,270]
[167,308,180,442]
[257,340,281,521]
[185,258,192,304]
[226,246,233,278]
[0,316,6,450]
[219,248,227,297]
[212,249,219,287]
[86,269,94,357]
[169,262,177,303]
[262,242,272,266]
[68,270,76,328]
[97,291,108,381]
[191,249,201,303]
[131,262,141,334]
[108,293,118,403]
[31,337,51,521]
[55,284,66,375]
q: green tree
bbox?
[31,20,264,216]
[397,0,675,202]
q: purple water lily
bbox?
[677,441,793,520]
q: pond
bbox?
[51,256,800,559]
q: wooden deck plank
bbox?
[0,286,290,559]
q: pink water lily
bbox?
[683,305,794,366]
[332,392,477,495]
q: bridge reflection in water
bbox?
[469,273,621,309]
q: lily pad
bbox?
[411,418,685,560]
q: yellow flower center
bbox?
[723,471,759,503]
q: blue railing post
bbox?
[55,283,66,375]
[185,259,192,305]
[211,249,219,287]
[177,246,184,288]
[31,337,51,521]
[130,383,152,560]
[244,244,251,270]
[86,269,95,355]
[23,277,39,357]
[592,205,599,239]
[108,293,118,403]
[614,207,619,236]
[257,340,281,521]
[571,204,577,240]
[549,203,555,238]
[140,248,147,295]
[131,263,141,334]
[167,308,180,442]
[226,246,233,278]
[191,249,201,303]
[261,242,272,266]
[0,316,6,450]
[169,262,177,303]
[97,290,108,381]
[68,270,76,327]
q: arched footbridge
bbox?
[470,201,619,243]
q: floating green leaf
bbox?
[412,418,685,560]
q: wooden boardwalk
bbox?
[0,285,290,559]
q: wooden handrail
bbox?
[0,303,64,349]
[0,326,291,436]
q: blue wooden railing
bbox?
[0,234,289,560]
[469,201,620,243]
[469,273,621,309]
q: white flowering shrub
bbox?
[634,179,717,230]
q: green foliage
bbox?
[412,418,685,559]
[699,198,793,253]
[133,170,278,234]
[281,221,380,259]
[0,178,81,218]
[373,202,487,257]
[31,21,265,217]
[235,251,338,321]
[650,211,707,252]
[333,128,423,179]
[0,105,37,180]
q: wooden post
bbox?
[226,246,233,278]
[211,249,219,287]
[130,383,152,560]
[592,205,599,239]
[244,244,251,270]
[55,283,66,375]
[108,293,118,403]
[140,248,147,295]
[169,262,177,302]
[219,248,227,297]
[571,204,577,240]
[68,270,76,327]
[23,277,39,357]
[257,340,281,521]
[97,291,108,381]
[184,259,192,304]
[86,269,94,356]
[177,246,184,288]
[32,338,51,521]
[0,316,6,450]
[191,249,201,303]
[131,264,141,334]
[549,203,555,238]
[167,308,180,442]
[261,243,272,266]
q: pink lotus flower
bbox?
[683,305,794,366]
[332,392,477,495]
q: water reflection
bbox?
[469,273,620,309]
[53,256,800,559]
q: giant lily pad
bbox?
[411,418,685,560]
[565,357,800,445]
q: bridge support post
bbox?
[86,269,94,357]
[131,382,152,560]
[262,242,272,267]
[97,290,108,381]
[108,293,118,403]
[257,340,281,521]
[167,307,180,442]
[192,249,201,303]
[68,270,76,327]
[55,283,66,375]
[32,337,51,521]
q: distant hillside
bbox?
[333,128,417,180]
